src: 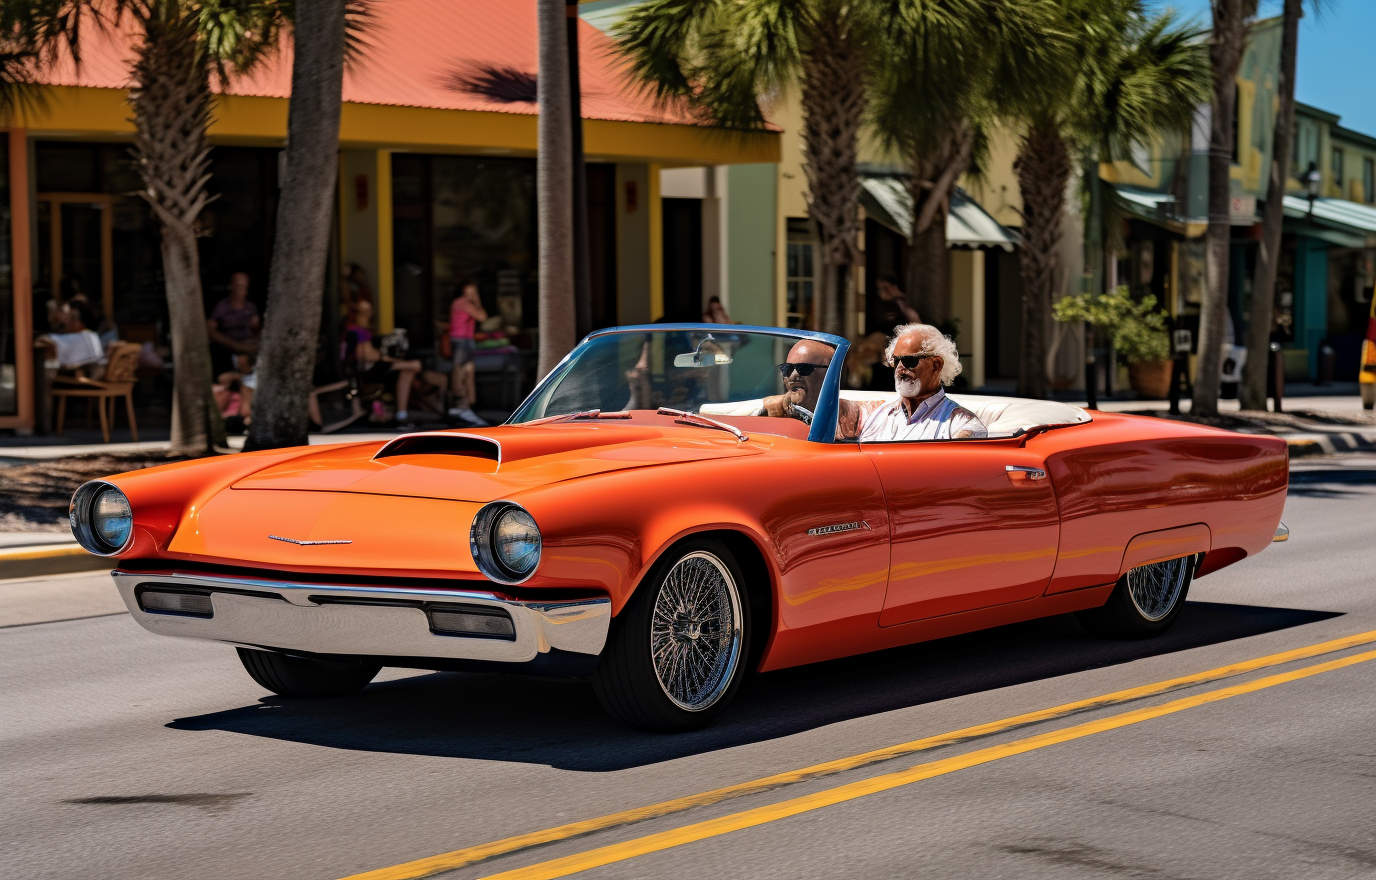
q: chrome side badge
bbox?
[807,521,870,537]
[269,535,353,546]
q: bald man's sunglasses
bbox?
[893,354,937,369]
[778,362,824,377]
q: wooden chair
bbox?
[52,341,141,443]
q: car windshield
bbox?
[509,326,845,441]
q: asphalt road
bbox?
[5,456,1376,880]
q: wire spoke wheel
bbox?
[1126,557,1192,621]
[649,550,743,712]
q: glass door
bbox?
[35,194,114,333]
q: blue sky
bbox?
[1155,0,1376,135]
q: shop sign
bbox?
[1229,195,1257,225]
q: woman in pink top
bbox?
[447,280,488,425]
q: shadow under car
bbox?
[168,600,1341,772]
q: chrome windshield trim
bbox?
[508,323,850,443]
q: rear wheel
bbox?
[592,539,751,731]
[1077,555,1196,638]
[237,648,381,698]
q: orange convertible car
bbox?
[71,325,1289,730]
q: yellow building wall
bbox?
[962,129,1025,228]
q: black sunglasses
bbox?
[778,362,824,378]
[893,354,937,370]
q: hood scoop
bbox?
[375,432,501,463]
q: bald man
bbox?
[858,324,986,441]
[758,339,861,438]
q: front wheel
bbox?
[237,648,381,698]
[1077,555,1197,639]
[592,539,751,731]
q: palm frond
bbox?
[613,0,723,102]
[1081,8,1211,157]
[612,0,811,129]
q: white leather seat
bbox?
[701,392,1090,438]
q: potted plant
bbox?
[1054,287,1171,398]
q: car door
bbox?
[861,440,1060,626]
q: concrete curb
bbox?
[0,543,113,580]
[1285,431,1376,458]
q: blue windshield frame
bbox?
[507,324,850,443]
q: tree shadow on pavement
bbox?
[1287,466,1376,498]
[168,600,1340,771]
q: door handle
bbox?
[1005,465,1046,482]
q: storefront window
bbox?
[785,218,817,331]
[0,135,13,416]
[392,154,538,352]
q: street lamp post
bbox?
[1304,160,1321,218]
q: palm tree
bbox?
[996,0,1209,399]
[243,0,351,450]
[869,0,1057,330]
[536,0,575,379]
[1194,0,1259,417]
[614,0,880,338]
[3,0,281,455]
[1240,0,1301,412]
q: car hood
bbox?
[231,423,764,503]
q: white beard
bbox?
[895,376,923,397]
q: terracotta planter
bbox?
[1128,359,1173,399]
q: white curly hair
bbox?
[883,323,963,386]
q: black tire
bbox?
[1076,555,1197,639]
[237,648,381,698]
[592,538,752,732]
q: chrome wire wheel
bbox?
[649,550,744,712]
[1126,557,1192,621]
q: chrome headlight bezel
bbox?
[69,480,135,557]
[470,501,542,585]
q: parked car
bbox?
[71,325,1289,731]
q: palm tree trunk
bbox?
[907,220,948,327]
[537,0,575,378]
[1015,119,1071,399]
[1241,0,1300,411]
[800,21,864,339]
[245,0,348,451]
[905,120,974,329]
[1196,0,1257,417]
[129,9,223,456]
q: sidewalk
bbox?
[0,431,399,461]
[1058,390,1376,457]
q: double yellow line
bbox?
[342,628,1376,880]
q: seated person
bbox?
[207,271,261,374]
[858,323,987,441]
[342,299,423,429]
[36,299,107,376]
[213,370,253,434]
[757,339,861,438]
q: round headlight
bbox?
[494,508,541,576]
[470,501,542,584]
[70,481,134,556]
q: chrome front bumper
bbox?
[112,570,610,664]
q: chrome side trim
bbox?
[112,571,609,663]
[269,535,353,546]
[1273,522,1289,543]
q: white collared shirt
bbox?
[49,330,106,370]
[858,387,988,441]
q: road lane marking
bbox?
[482,648,1376,880]
[340,628,1376,880]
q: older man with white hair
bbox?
[858,323,987,441]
